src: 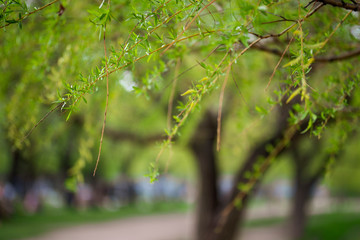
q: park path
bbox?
[24,210,288,240]
[23,195,360,240]
[25,213,194,240]
[25,198,318,240]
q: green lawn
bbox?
[301,212,360,240]
[244,211,360,240]
[0,201,190,240]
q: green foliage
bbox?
[0,0,29,29]
[302,212,360,240]
[1,0,360,185]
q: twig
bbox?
[162,45,221,91]
[266,36,295,90]
[217,66,230,151]
[20,103,62,143]
[93,0,111,176]
[167,58,181,130]
[161,0,216,55]
[0,0,60,29]
[230,65,248,107]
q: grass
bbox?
[244,211,360,240]
[301,212,360,240]
[0,201,190,240]
[245,216,284,228]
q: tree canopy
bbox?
[1,0,360,238]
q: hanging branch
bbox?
[0,0,60,29]
[93,0,111,176]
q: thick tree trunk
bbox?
[289,141,326,240]
[190,111,219,240]
[290,176,311,240]
[209,203,248,240]
[211,99,296,240]
[190,110,247,240]
[8,148,36,197]
[8,149,22,191]
[61,115,85,207]
[190,103,296,240]
[210,135,284,240]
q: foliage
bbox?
[302,212,360,240]
[1,0,360,195]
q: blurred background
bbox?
[1,0,360,240]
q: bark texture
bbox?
[289,141,327,240]
[190,100,297,240]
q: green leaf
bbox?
[286,88,301,104]
[66,109,72,121]
[255,106,268,117]
[181,89,196,96]
[283,55,301,68]
[239,35,249,48]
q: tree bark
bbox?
[190,100,298,240]
[190,111,219,240]
[289,141,327,240]
[211,130,287,240]
[290,170,312,240]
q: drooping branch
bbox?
[0,0,61,29]
[317,0,360,11]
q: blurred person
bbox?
[0,182,16,219]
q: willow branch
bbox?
[0,0,60,29]
[93,0,111,177]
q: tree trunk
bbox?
[289,140,327,240]
[190,111,219,240]
[190,110,251,240]
[8,149,22,191]
[8,148,36,197]
[56,115,84,207]
[290,176,311,240]
[190,104,297,240]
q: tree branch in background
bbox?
[252,43,360,63]
[316,47,360,62]
[317,0,360,11]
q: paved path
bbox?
[23,199,300,240]
[24,197,360,240]
[25,211,288,240]
[26,213,195,240]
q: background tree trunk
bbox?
[289,141,327,240]
[190,100,299,240]
[190,111,219,240]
